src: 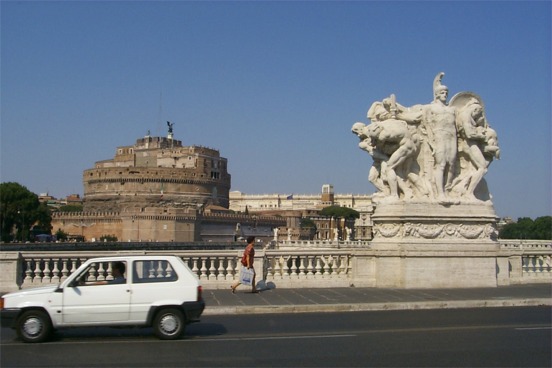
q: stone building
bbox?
[51,132,284,242]
[229,184,374,240]
[83,135,231,212]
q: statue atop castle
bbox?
[352,72,500,205]
[167,121,174,139]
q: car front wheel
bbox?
[153,308,185,340]
[16,310,53,343]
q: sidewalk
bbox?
[202,283,552,315]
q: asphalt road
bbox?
[1,307,550,367]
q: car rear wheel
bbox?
[16,310,53,343]
[153,308,185,340]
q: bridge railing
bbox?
[499,240,552,283]
[0,240,550,293]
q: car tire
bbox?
[16,310,53,343]
[153,308,185,340]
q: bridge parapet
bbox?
[0,240,550,293]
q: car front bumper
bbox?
[1,308,21,328]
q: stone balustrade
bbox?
[498,240,552,283]
[0,240,550,293]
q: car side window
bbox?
[132,260,178,284]
[75,261,127,286]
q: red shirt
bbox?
[242,244,255,267]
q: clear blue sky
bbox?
[1,1,550,220]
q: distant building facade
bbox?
[229,184,375,240]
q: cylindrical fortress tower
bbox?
[82,135,231,212]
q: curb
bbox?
[202,298,552,316]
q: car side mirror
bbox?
[68,274,86,288]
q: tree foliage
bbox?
[55,228,68,241]
[300,218,316,230]
[319,206,360,220]
[499,216,551,240]
[0,182,52,242]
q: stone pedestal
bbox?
[370,201,500,288]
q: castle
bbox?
[52,131,285,242]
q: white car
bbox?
[0,255,205,343]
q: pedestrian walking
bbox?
[231,236,258,293]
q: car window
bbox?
[76,261,127,286]
[132,260,178,284]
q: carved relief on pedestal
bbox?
[373,222,498,240]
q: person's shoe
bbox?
[231,286,236,294]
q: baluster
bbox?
[217,257,226,280]
[166,262,173,278]
[226,257,234,281]
[156,261,164,278]
[273,257,282,278]
[298,257,306,277]
[200,258,208,279]
[315,257,322,275]
[99,263,108,281]
[522,256,530,274]
[208,257,217,281]
[536,256,544,274]
[530,256,537,275]
[51,259,60,284]
[187,256,195,269]
[265,256,274,279]
[340,256,348,275]
[43,260,52,284]
[33,259,42,284]
[282,256,291,278]
[70,259,78,276]
[326,255,334,275]
[333,256,341,275]
[192,257,199,277]
[148,261,155,278]
[290,257,298,277]
[24,260,33,284]
[306,256,314,276]
[61,259,69,281]
[88,263,97,282]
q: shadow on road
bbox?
[2,322,228,343]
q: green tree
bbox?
[55,228,68,241]
[0,182,52,242]
[533,216,552,240]
[300,218,317,230]
[319,206,359,241]
[299,218,317,240]
[499,216,552,240]
[319,206,360,220]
